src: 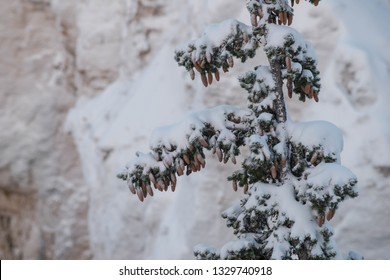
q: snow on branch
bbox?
[288,120,344,162]
[265,24,321,102]
[219,234,261,260]
[227,132,276,192]
[239,65,277,114]
[194,244,219,260]
[246,0,294,27]
[117,105,253,201]
[295,163,358,226]
[287,120,358,226]
[220,181,335,259]
[174,19,259,86]
[246,0,322,28]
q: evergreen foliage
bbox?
[118,0,358,260]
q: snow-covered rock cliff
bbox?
[1,0,389,259]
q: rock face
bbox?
[1,0,389,260]
[0,0,90,259]
[0,0,212,260]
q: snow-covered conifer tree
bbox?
[118,0,358,260]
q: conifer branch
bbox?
[117,106,253,201]
[174,19,260,86]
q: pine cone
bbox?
[215,70,220,81]
[317,215,325,227]
[146,185,154,197]
[136,188,144,202]
[326,209,336,221]
[207,71,213,85]
[201,73,208,87]
[232,180,238,192]
[128,180,136,194]
[288,14,293,26]
[189,68,195,80]
[243,184,249,194]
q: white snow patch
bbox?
[288,120,343,161]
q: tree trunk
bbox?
[269,58,289,182]
[269,59,287,123]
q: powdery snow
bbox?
[219,234,258,259]
[150,105,251,151]
[247,182,317,241]
[202,19,252,48]
[305,163,357,190]
[176,18,253,63]
[266,24,317,62]
[287,120,344,162]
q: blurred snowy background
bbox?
[0,0,389,259]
